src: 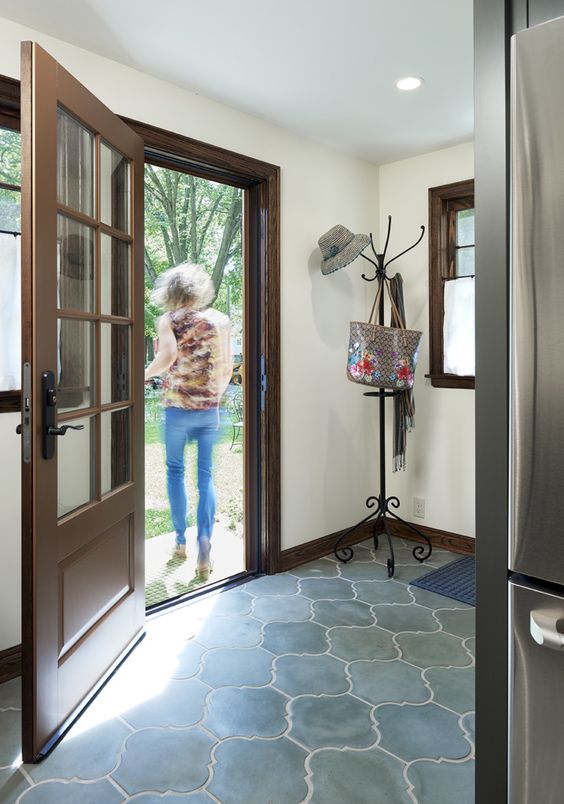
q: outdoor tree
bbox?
[144,165,242,357]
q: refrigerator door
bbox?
[511,16,564,585]
[509,580,564,803]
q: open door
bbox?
[20,42,144,762]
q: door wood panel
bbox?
[20,41,144,762]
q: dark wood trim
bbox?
[381,519,475,555]
[279,521,375,572]
[0,390,21,412]
[428,178,475,390]
[425,374,475,389]
[280,519,474,573]
[0,644,21,683]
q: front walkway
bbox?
[145,519,245,607]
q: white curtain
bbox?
[0,232,21,391]
[443,276,475,376]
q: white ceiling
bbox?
[0,0,474,165]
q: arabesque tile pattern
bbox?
[0,536,474,803]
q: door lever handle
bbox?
[530,611,564,650]
[47,424,85,436]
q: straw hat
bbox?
[318,224,370,275]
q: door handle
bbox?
[47,424,84,436]
[530,611,564,650]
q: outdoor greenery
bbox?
[144,166,243,357]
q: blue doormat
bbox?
[411,556,475,606]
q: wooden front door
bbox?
[20,42,145,762]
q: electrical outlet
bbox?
[413,497,425,519]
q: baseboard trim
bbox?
[279,521,375,572]
[0,643,21,683]
[378,519,475,555]
[280,518,474,572]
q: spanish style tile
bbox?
[312,598,374,627]
[0,534,474,803]
[273,653,349,697]
[0,710,21,767]
[262,621,329,655]
[252,594,312,623]
[0,678,20,710]
[111,726,215,795]
[396,631,473,669]
[199,646,273,688]
[425,666,475,714]
[434,608,476,639]
[288,558,339,578]
[25,717,131,782]
[354,579,414,605]
[372,603,440,633]
[298,577,355,600]
[349,659,430,706]
[376,702,471,762]
[194,614,262,649]
[407,758,475,804]
[204,686,288,739]
[244,575,299,596]
[207,737,308,804]
[308,746,411,804]
[328,625,398,661]
[121,677,209,729]
[289,693,375,749]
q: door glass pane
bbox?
[57,214,95,312]
[101,233,130,317]
[101,142,130,233]
[57,415,96,518]
[0,126,21,184]
[101,323,130,404]
[101,407,131,494]
[57,108,94,217]
[0,187,21,231]
[456,208,475,247]
[456,246,475,277]
[57,319,96,412]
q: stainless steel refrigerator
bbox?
[510,13,564,803]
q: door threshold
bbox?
[145,570,259,618]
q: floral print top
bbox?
[163,306,231,410]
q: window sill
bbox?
[425,374,475,389]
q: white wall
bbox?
[0,413,22,648]
[0,18,380,648]
[378,142,475,538]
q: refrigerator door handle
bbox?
[530,611,564,651]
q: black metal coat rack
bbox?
[333,215,433,577]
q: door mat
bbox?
[411,556,475,606]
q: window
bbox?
[0,121,21,409]
[428,178,475,389]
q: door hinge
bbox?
[260,354,267,412]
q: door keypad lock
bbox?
[42,371,83,459]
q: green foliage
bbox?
[0,127,21,185]
[145,508,173,539]
[144,165,243,339]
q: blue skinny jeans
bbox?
[164,406,219,546]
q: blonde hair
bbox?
[152,263,215,311]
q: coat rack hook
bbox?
[360,245,378,281]
[384,225,425,271]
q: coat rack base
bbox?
[333,494,433,578]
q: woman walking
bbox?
[145,263,232,582]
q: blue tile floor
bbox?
[0,536,474,803]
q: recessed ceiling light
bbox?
[395,76,424,91]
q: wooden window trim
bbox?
[0,73,281,575]
[428,178,475,389]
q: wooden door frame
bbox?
[0,75,282,578]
